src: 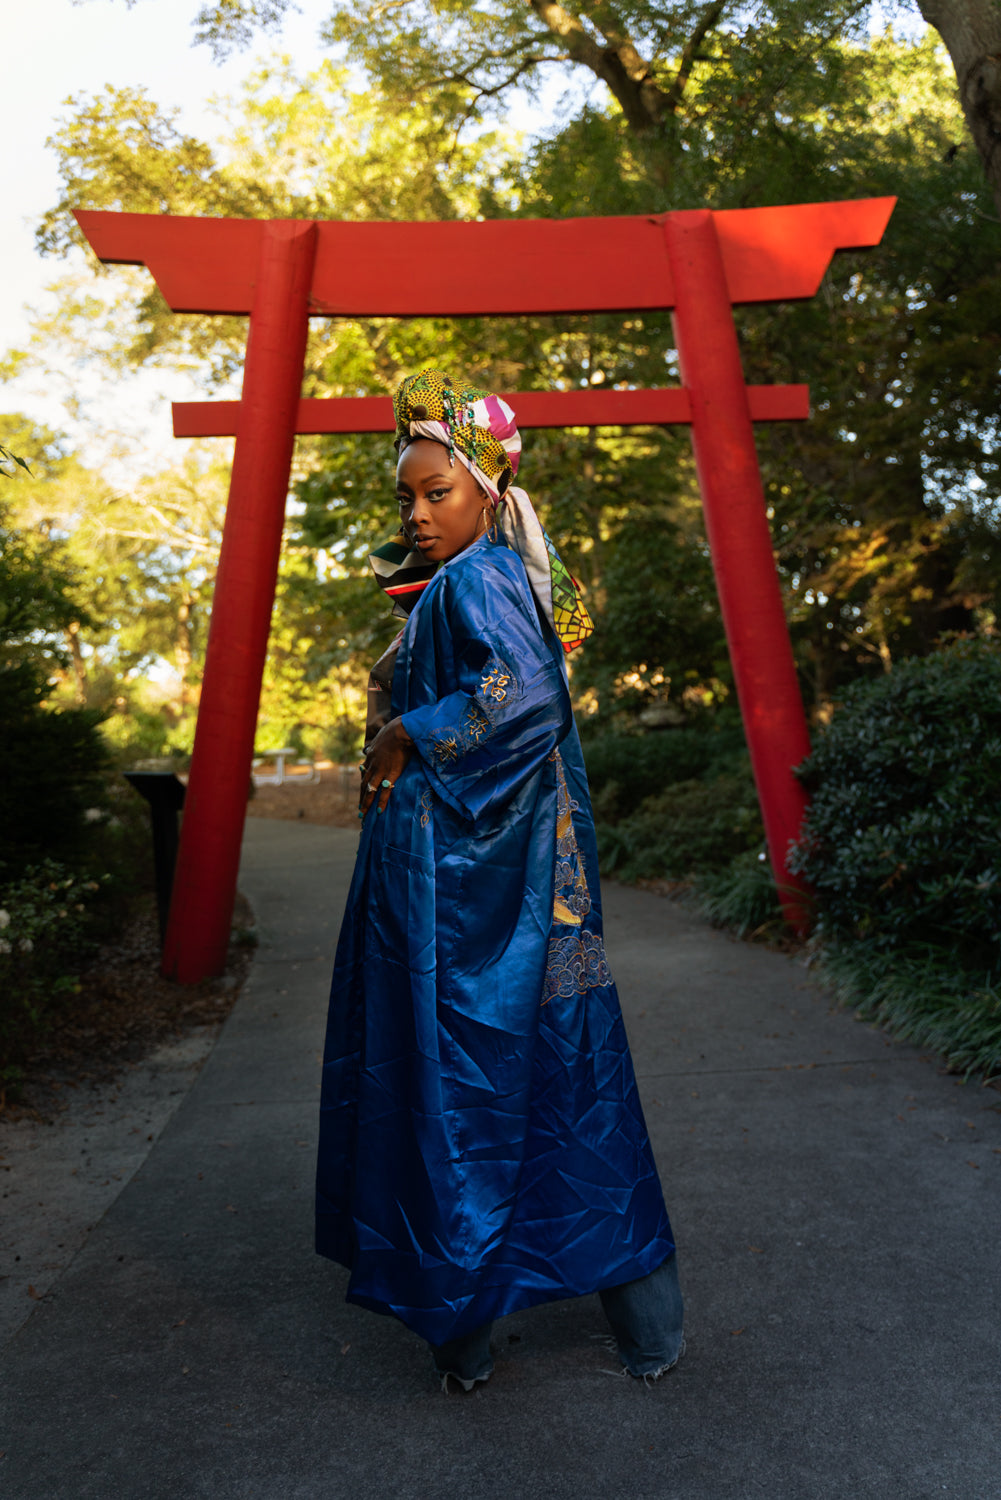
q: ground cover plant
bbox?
[695,851,790,942]
[0,773,151,1102]
[0,861,106,1101]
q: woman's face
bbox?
[396,438,488,564]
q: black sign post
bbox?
[124,771,187,945]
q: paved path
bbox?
[2,819,999,1499]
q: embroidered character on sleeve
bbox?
[428,655,516,767]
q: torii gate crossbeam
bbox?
[75,199,895,982]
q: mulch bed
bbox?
[5,770,356,1118]
[5,893,255,1118]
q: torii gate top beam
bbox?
[74,200,894,317]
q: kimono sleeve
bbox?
[400,559,571,822]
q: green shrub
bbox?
[580,718,748,820]
[100,703,176,765]
[320,715,365,765]
[596,767,764,881]
[0,664,111,880]
[0,860,106,1093]
[789,637,1001,970]
[788,638,1001,1078]
[96,775,161,898]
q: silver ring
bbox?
[367,781,378,793]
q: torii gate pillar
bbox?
[665,211,811,906]
[163,222,317,980]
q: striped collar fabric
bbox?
[368,530,436,619]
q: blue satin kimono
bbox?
[316,534,674,1345]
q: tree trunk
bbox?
[176,591,194,711]
[65,621,87,705]
[920,0,1001,220]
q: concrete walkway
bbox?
[2,818,999,1499]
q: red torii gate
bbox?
[75,200,894,982]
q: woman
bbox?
[316,370,683,1390]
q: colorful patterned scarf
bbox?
[383,369,593,653]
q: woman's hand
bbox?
[359,716,414,819]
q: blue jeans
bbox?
[598,1251,685,1376]
[430,1251,684,1385]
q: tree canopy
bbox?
[164,1,1001,213]
[3,7,998,763]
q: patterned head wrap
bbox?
[393,369,519,502]
[383,368,593,653]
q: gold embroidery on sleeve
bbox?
[479,665,512,703]
[426,656,515,768]
[465,702,490,744]
[431,732,460,766]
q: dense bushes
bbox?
[582,717,765,883]
[0,664,111,879]
[584,639,1001,1077]
[789,638,1001,1077]
[0,777,152,1097]
[582,718,748,822]
[789,638,1001,964]
[0,662,148,1097]
[596,771,764,881]
[0,861,107,1097]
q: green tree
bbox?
[33,60,517,381]
[181,0,1001,217]
[15,64,530,746]
[0,414,231,751]
[0,417,83,677]
[514,27,1001,709]
[0,478,111,876]
[732,31,1001,702]
[914,0,1001,219]
[14,23,1001,738]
